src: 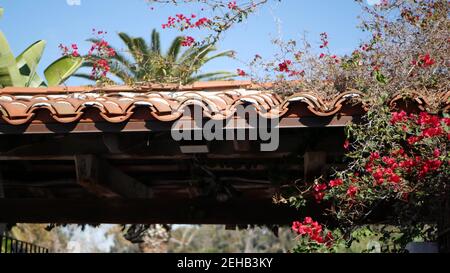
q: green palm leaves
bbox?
[77,29,235,85]
[0,8,82,88]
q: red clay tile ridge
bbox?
[0,81,448,126]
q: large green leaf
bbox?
[16,40,47,87]
[44,55,83,86]
[27,72,47,88]
[0,31,25,87]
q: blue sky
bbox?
[0,0,378,85]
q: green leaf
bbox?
[0,31,25,87]
[27,73,47,88]
[44,55,83,86]
[151,29,161,54]
[15,40,47,87]
[0,7,4,19]
[375,70,387,84]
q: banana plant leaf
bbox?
[15,40,47,87]
[0,31,25,87]
[44,55,83,86]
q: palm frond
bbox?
[82,30,233,85]
[166,36,183,60]
[151,29,161,54]
[73,72,95,80]
[201,50,235,65]
[133,37,149,57]
[118,32,148,67]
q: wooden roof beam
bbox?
[74,155,153,199]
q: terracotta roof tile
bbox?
[0,82,448,126]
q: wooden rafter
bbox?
[74,155,153,199]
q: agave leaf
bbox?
[15,40,47,87]
[44,55,83,86]
[27,73,47,88]
[0,31,25,87]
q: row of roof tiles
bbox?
[0,82,448,125]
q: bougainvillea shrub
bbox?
[284,104,449,252]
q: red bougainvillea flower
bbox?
[412,54,436,68]
[443,118,450,126]
[237,69,246,76]
[314,192,325,203]
[407,136,422,145]
[434,148,441,158]
[319,32,329,48]
[181,36,195,47]
[292,221,304,234]
[347,186,358,198]
[162,14,210,30]
[391,111,407,124]
[418,112,441,127]
[370,152,381,161]
[329,179,343,188]
[389,173,401,184]
[422,127,443,138]
[194,17,210,28]
[313,183,327,192]
[228,1,237,10]
[343,139,350,150]
[382,156,396,166]
[420,54,435,67]
[372,168,384,185]
[59,43,80,58]
[292,217,334,247]
[313,183,327,203]
[278,60,292,72]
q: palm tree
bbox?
[75,29,235,84]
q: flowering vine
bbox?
[292,217,336,253]
[285,103,449,252]
[60,29,116,81]
[148,0,271,44]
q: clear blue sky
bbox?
[0,0,378,85]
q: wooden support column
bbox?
[304,151,327,181]
[75,155,153,199]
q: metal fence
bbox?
[0,234,49,253]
